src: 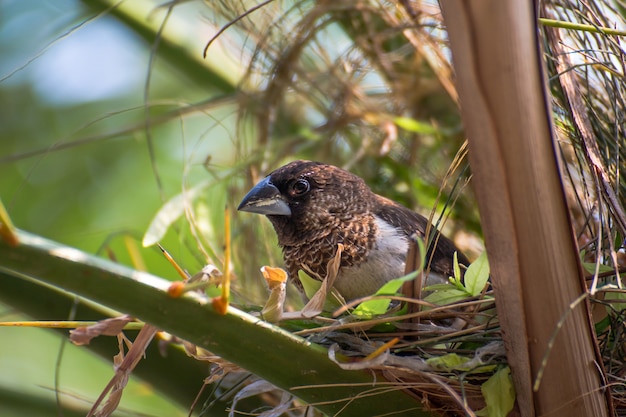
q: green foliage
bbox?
[424,251,490,306]
[0,230,426,417]
[393,116,443,135]
[352,270,420,318]
[425,353,494,373]
[476,367,516,417]
[353,239,426,318]
[464,251,491,297]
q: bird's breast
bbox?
[332,217,409,300]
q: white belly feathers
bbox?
[332,217,409,300]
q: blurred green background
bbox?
[0,2,241,415]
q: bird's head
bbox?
[238,160,373,245]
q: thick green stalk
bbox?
[0,231,425,416]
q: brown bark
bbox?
[440,1,609,416]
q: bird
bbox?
[237,160,469,301]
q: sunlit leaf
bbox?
[452,251,463,288]
[426,353,469,370]
[142,181,209,247]
[353,270,419,317]
[423,287,469,306]
[353,239,426,317]
[299,271,322,300]
[393,116,439,135]
[476,367,515,417]
[464,251,490,296]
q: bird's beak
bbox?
[237,177,292,216]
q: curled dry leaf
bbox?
[93,335,129,417]
[88,324,159,417]
[70,315,134,346]
[301,244,344,318]
[230,380,293,417]
[182,339,240,371]
[194,264,226,314]
[260,266,288,322]
[261,265,288,288]
[189,264,222,283]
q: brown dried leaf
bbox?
[70,315,134,346]
[260,266,288,322]
[301,244,344,318]
[87,324,158,417]
[181,339,240,372]
[260,265,288,289]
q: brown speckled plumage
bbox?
[239,160,468,300]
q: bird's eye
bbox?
[290,179,310,196]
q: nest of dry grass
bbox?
[294,293,501,415]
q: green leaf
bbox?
[595,315,611,334]
[464,251,490,296]
[426,353,470,371]
[453,251,462,286]
[353,270,420,317]
[353,238,426,317]
[423,287,469,306]
[582,261,615,275]
[393,116,439,135]
[424,283,457,292]
[0,385,87,417]
[606,290,626,313]
[426,353,496,374]
[476,367,516,417]
[298,271,343,311]
[299,270,321,299]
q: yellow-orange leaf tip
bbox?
[260,266,288,289]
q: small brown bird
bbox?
[238,160,468,301]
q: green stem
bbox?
[0,230,427,416]
[539,18,626,36]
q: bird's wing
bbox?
[373,195,469,277]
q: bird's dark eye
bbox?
[290,179,310,196]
